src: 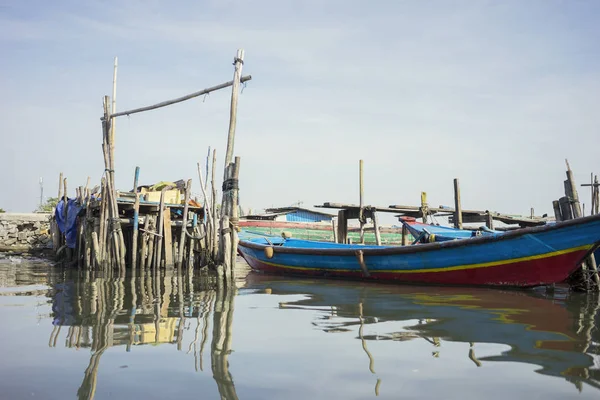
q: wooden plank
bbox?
[552,200,562,222]
[337,210,348,244]
[371,211,382,246]
[453,178,463,229]
[163,207,174,267]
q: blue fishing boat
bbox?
[237,213,600,287]
[399,219,502,243]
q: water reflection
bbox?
[244,274,600,393]
[46,268,238,400]
[2,261,600,398]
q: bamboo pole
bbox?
[565,159,582,218]
[132,193,140,269]
[154,186,172,268]
[230,158,241,278]
[453,178,463,229]
[146,216,156,270]
[106,76,252,120]
[224,50,245,169]
[98,177,108,265]
[359,159,365,244]
[211,150,218,260]
[178,179,192,267]
[371,210,382,246]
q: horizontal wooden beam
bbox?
[104,75,252,120]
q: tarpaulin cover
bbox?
[55,198,83,249]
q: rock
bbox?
[8,227,17,234]
[33,222,41,229]
[18,232,27,241]
[8,232,17,238]
[4,238,17,245]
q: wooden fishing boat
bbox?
[400,219,502,243]
[237,213,600,287]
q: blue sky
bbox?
[1,0,600,221]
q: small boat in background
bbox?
[238,213,600,288]
[399,219,502,243]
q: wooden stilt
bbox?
[371,210,381,246]
[359,159,365,244]
[132,193,140,269]
[453,179,463,229]
[178,179,192,267]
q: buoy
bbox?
[264,246,274,259]
[281,231,292,239]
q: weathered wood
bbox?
[559,196,573,221]
[155,187,170,268]
[131,193,140,269]
[565,160,582,218]
[111,57,118,144]
[595,175,599,215]
[146,216,156,270]
[420,192,428,224]
[359,159,365,244]
[163,208,174,268]
[453,178,463,229]
[331,219,337,243]
[371,211,382,246]
[178,179,192,267]
[58,172,64,201]
[224,49,245,169]
[221,216,231,282]
[230,158,241,278]
[485,211,494,230]
[211,149,218,260]
[401,224,409,246]
[91,232,101,267]
[98,177,108,263]
[337,210,348,244]
[140,207,149,270]
[107,75,252,120]
[552,200,562,222]
[133,166,140,192]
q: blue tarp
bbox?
[55,198,83,249]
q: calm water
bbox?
[0,258,599,400]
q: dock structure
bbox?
[50,50,250,286]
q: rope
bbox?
[222,178,239,192]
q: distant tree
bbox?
[0,208,5,213]
[36,197,59,213]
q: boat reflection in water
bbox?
[48,269,238,400]
[244,273,600,393]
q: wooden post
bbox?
[453,178,463,229]
[230,158,241,278]
[594,175,600,214]
[552,200,562,222]
[63,178,70,261]
[211,150,218,261]
[331,219,337,243]
[485,211,494,230]
[420,192,428,224]
[133,166,140,192]
[131,193,140,269]
[565,159,582,218]
[154,187,170,268]
[111,56,118,144]
[530,208,534,219]
[178,179,192,267]
[58,172,64,201]
[163,207,174,268]
[559,196,573,220]
[359,159,365,244]
[401,224,409,246]
[337,210,348,244]
[371,210,382,246]
[140,213,149,270]
[146,216,156,270]
[223,49,244,170]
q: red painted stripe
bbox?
[240,249,588,287]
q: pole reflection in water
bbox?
[253,274,600,395]
[47,269,238,400]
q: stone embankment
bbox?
[0,213,52,254]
